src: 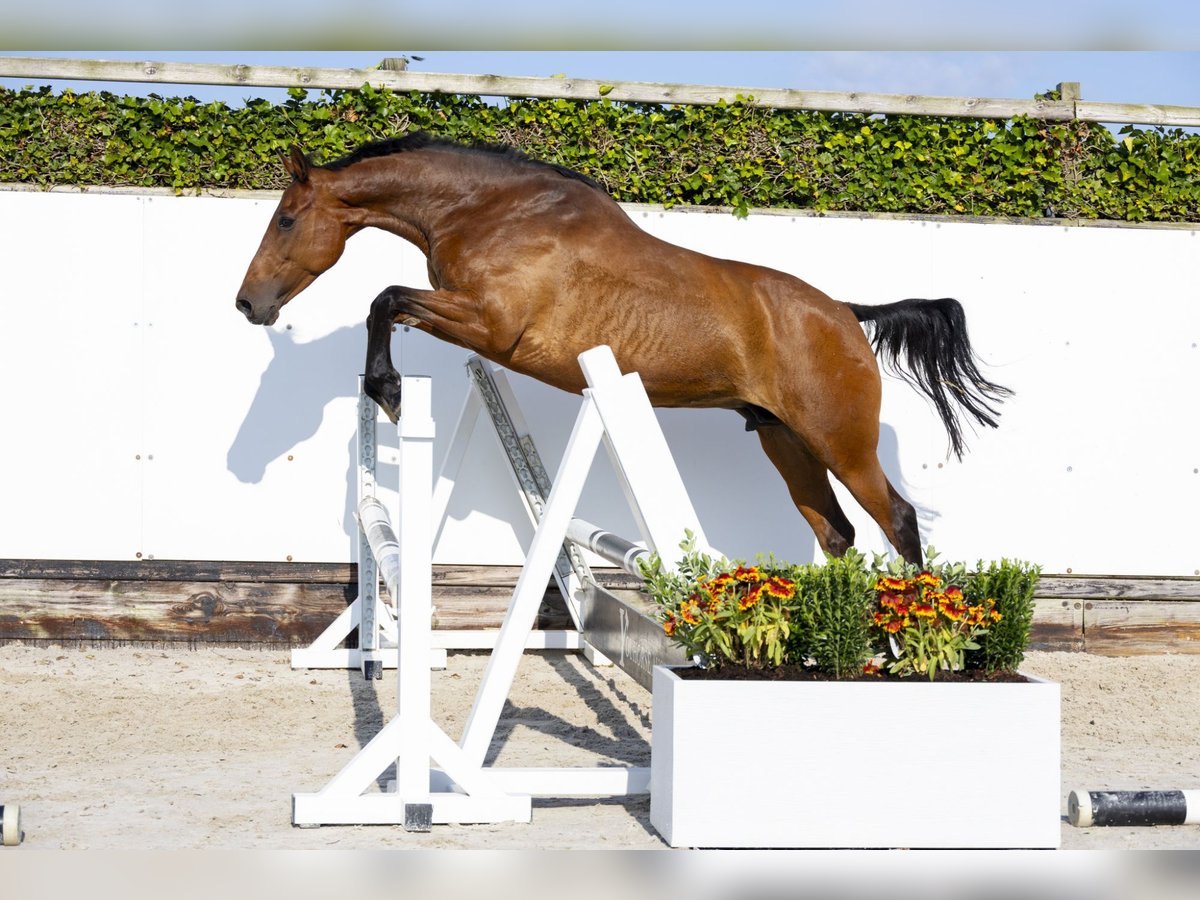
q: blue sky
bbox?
[4,1,1200,50]
[3,50,1200,114]
[3,2,1199,111]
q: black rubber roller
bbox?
[1068,789,1200,827]
[0,804,22,846]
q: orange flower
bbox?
[863,659,882,676]
[733,565,763,583]
[738,584,764,610]
[681,597,703,624]
[912,602,937,620]
[663,615,677,636]
[875,576,910,593]
[764,576,796,599]
[884,619,905,634]
[705,573,734,595]
[915,571,941,589]
[938,598,966,621]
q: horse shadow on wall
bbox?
[225,325,531,557]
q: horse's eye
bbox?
[278,215,296,230]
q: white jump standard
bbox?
[290,352,680,676]
[291,345,711,828]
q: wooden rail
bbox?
[3,56,1200,127]
[1,560,1197,654]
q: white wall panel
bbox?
[1,188,1196,575]
[0,192,145,559]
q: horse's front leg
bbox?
[363,286,409,423]
[363,284,495,422]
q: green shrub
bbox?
[2,82,1198,223]
[964,559,1041,673]
[787,550,875,679]
[643,538,1042,680]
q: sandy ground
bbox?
[1,642,1199,852]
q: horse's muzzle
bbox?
[235,297,279,326]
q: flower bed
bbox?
[650,664,1061,849]
[639,536,1041,682]
[641,539,1059,848]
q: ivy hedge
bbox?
[2,82,1198,222]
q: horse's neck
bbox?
[336,153,485,251]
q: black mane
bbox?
[320,132,604,192]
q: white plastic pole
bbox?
[564,517,648,575]
[395,375,435,801]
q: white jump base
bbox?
[291,346,712,828]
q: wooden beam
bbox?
[0,55,1135,123]
[0,557,353,584]
[0,576,572,644]
[5,56,1198,126]
[1029,598,1084,652]
[1075,101,1200,128]
[2,560,1197,653]
[1035,574,1200,602]
[1082,600,1200,656]
[0,558,641,590]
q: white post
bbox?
[395,376,435,824]
[578,346,712,566]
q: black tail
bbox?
[846,298,1012,460]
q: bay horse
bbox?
[235,133,1010,564]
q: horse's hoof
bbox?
[365,375,403,423]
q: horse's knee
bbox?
[368,285,407,323]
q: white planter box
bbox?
[650,665,1060,849]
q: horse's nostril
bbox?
[236,298,253,316]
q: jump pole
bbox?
[292,345,712,828]
[1068,789,1200,827]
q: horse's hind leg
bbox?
[756,426,856,558]
[831,455,922,565]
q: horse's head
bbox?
[235,146,353,326]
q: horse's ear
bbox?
[283,145,311,183]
